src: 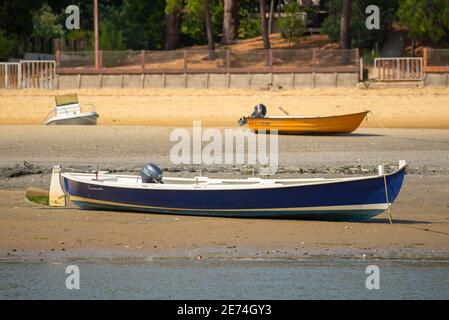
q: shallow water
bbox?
[0,258,448,299]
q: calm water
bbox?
[0,258,448,299]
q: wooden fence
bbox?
[423,48,449,73]
[56,49,361,74]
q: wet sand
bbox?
[1,174,448,261]
[1,88,449,128]
[0,126,449,174]
[0,126,448,260]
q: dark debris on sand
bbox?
[0,161,44,178]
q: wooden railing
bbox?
[0,61,56,89]
[20,61,56,89]
[374,58,423,81]
[0,63,20,89]
[56,48,361,74]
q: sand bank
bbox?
[1,88,449,128]
[0,126,448,260]
[1,174,448,261]
[0,127,448,183]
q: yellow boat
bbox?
[239,105,369,134]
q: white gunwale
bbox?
[61,161,406,191]
[251,111,370,120]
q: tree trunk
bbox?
[40,37,45,54]
[48,38,53,54]
[268,0,274,34]
[204,0,216,59]
[165,8,181,50]
[260,0,270,49]
[339,0,350,49]
[223,0,239,44]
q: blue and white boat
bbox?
[61,161,407,221]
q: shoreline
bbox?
[2,239,449,262]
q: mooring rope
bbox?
[366,110,388,129]
[383,173,393,224]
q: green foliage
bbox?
[83,6,125,51]
[211,1,224,38]
[0,0,41,39]
[238,7,260,39]
[179,0,223,45]
[278,2,305,45]
[362,48,380,65]
[165,0,183,14]
[300,6,317,20]
[0,30,16,61]
[31,3,64,39]
[181,0,206,42]
[321,11,339,42]
[66,29,89,42]
[120,0,166,49]
[321,0,398,49]
[397,0,449,44]
[98,20,125,50]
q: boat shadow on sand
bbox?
[265,132,385,137]
[362,217,432,225]
[33,205,431,225]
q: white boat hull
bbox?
[45,112,99,125]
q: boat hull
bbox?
[247,111,369,134]
[62,167,405,221]
[45,112,98,125]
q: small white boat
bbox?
[45,94,99,125]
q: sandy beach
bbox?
[0,125,448,261]
[1,88,449,128]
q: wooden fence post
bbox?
[4,64,8,89]
[99,50,103,69]
[183,50,188,72]
[18,63,22,89]
[141,50,145,72]
[422,47,428,69]
[268,49,273,69]
[359,57,363,81]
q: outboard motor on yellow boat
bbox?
[239,103,267,126]
[141,163,164,183]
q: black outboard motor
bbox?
[238,116,248,126]
[251,103,267,118]
[141,163,164,183]
[238,103,267,126]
